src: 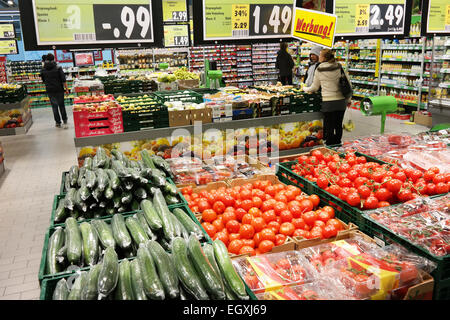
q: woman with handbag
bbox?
[303,48,352,146]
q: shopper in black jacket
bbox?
[40,53,69,129]
[276,42,295,85]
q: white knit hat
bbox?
[310,46,322,58]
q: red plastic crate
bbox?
[73,107,124,138]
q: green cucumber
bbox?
[46,227,65,275]
[151,169,166,187]
[134,187,147,200]
[112,160,129,178]
[104,155,111,169]
[213,240,248,300]
[129,160,140,170]
[140,150,156,169]
[80,263,102,300]
[164,183,178,196]
[80,222,99,266]
[172,237,209,300]
[137,245,165,300]
[123,156,131,168]
[165,194,179,205]
[131,199,140,211]
[98,246,119,298]
[92,154,99,170]
[111,149,124,162]
[170,211,182,238]
[64,175,72,194]
[136,212,157,241]
[74,188,87,213]
[172,208,204,240]
[152,189,175,241]
[96,168,108,192]
[105,207,115,216]
[112,195,121,208]
[123,179,134,191]
[147,240,179,299]
[137,160,146,171]
[53,278,69,300]
[130,259,148,300]
[85,169,97,189]
[96,147,107,168]
[140,200,162,231]
[69,165,79,187]
[151,156,172,177]
[125,216,149,246]
[188,235,225,300]
[105,169,120,190]
[105,185,114,200]
[127,168,141,181]
[67,271,88,300]
[121,191,132,204]
[115,260,135,300]
[91,187,103,202]
[83,157,93,170]
[111,214,132,250]
[79,180,90,202]
[64,188,77,211]
[91,219,116,249]
[54,198,67,223]
[77,167,86,188]
[65,217,82,265]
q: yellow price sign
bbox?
[355,4,369,30]
[232,4,249,30]
[446,5,450,28]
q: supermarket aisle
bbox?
[0,108,75,300]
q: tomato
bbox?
[181,186,193,195]
[346,192,361,207]
[262,209,277,223]
[328,184,341,196]
[267,221,280,234]
[363,196,379,209]
[212,201,225,215]
[357,185,371,199]
[289,205,304,219]
[258,240,275,254]
[240,199,254,212]
[394,171,407,182]
[426,183,436,195]
[316,175,329,189]
[310,227,323,239]
[251,217,266,232]
[429,166,440,174]
[279,222,295,236]
[313,220,326,229]
[399,262,418,283]
[409,169,423,183]
[202,222,217,238]
[229,233,241,242]
[299,199,314,213]
[322,206,335,219]
[191,205,199,213]
[197,200,211,213]
[292,217,306,230]
[212,218,224,231]
[213,231,229,246]
[240,188,252,200]
[260,228,276,243]
[374,188,391,201]
[378,201,391,208]
[326,218,343,231]
[435,182,449,195]
[274,201,288,215]
[316,210,331,223]
[252,196,263,209]
[279,210,293,223]
[354,274,372,296]
[354,177,369,188]
[264,185,277,197]
[201,209,217,223]
[206,193,216,205]
[274,193,288,203]
[293,229,310,239]
[311,149,324,160]
[253,232,262,247]
[226,220,240,234]
[397,189,413,202]
[422,170,435,182]
[322,225,338,238]
[302,211,317,226]
[242,239,255,248]
[286,185,302,197]
[271,235,286,248]
[261,199,276,212]
[228,239,244,255]
[239,246,256,256]
[386,179,402,194]
[307,195,320,208]
[433,174,446,184]
[221,194,235,207]
[338,189,349,201]
[239,224,255,239]
[234,199,242,209]
[233,207,246,222]
[222,211,237,225]
[284,190,296,202]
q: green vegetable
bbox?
[131,199,140,211]
[123,179,134,191]
[69,165,79,187]
[112,195,121,208]
[140,150,156,169]
[153,189,175,241]
[80,222,99,266]
[53,278,69,300]
[96,147,107,168]
[111,214,132,250]
[134,187,147,200]
[136,212,157,241]
[151,169,166,187]
[91,219,116,249]
[77,167,86,188]
[165,194,179,205]
[172,207,204,240]
[130,259,148,300]
[79,180,90,202]
[137,245,165,300]
[74,188,87,213]
[115,260,135,300]
[98,247,119,298]
[164,183,178,196]
[129,160,140,170]
[140,199,162,231]
[105,185,114,200]
[96,168,108,192]
[83,157,93,170]
[85,170,97,189]
[67,271,88,300]
[64,188,77,211]
[172,237,209,300]
[105,169,120,190]
[65,217,82,265]
[121,191,132,204]
[151,156,172,177]
[54,198,67,223]
[112,160,129,178]
[111,149,124,162]
[147,240,179,299]
[125,216,149,246]
[213,240,248,300]
[81,264,102,300]
[188,235,225,300]
[46,227,65,275]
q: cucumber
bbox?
[121,191,132,204]
[115,260,135,300]
[54,198,67,223]
[77,167,86,187]
[172,208,204,240]
[137,245,165,300]
[171,212,190,240]
[98,246,119,298]
[160,237,172,252]
[172,237,209,300]
[96,147,107,168]
[91,219,116,249]
[129,160,140,170]
[140,150,156,169]
[80,222,99,266]
[130,259,148,300]
[203,244,223,287]
[64,174,72,194]
[46,227,65,275]
[123,156,131,168]
[96,168,108,192]
[127,168,141,181]
[151,169,166,187]
[152,156,172,177]
[105,169,120,190]
[136,212,157,241]
[65,217,82,265]
[112,160,129,178]
[70,208,81,220]
[104,155,111,169]
[67,271,88,300]
[152,189,175,241]
[123,179,134,191]
[140,199,163,231]
[92,154,99,170]
[188,235,225,300]
[104,185,114,200]
[53,278,69,300]
[85,169,97,189]
[112,195,121,209]
[74,188,87,213]
[64,188,77,211]
[134,187,147,200]
[105,207,115,216]
[111,149,124,162]
[78,181,90,202]
[83,157,93,170]
[111,214,132,250]
[125,216,149,246]
[147,240,179,299]
[213,240,248,300]
[131,199,140,211]
[117,206,127,213]
[80,263,102,300]
[164,183,178,196]
[165,194,179,205]
[69,165,79,187]
[137,160,146,171]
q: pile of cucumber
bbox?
[47,195,206,276]
[52,238,249,300]
[56,148,179,224]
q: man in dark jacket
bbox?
[40,53,69,129]
[276,42,295,85]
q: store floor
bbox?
[0,107,429,300]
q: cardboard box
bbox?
[177,79,200,90]
[157,82,178,92]
[169,109,191,127]
[191,108,212,124]
[414,112,432,128]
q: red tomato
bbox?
[197,200,211,213]
[240,188,252,200]
[264,185,277,197]
[239,224,255,239]
[258,240,275,254]
[322,225,338,238]
[235,208,247,222]
[222,194,235,207]
[317,210,331,223]
[274,193,288,203]
[316,175,329,188]
[253,232,262,247]
[202,222,217,238]
[239,246,256,256]
[261,199,276,212]
[310,227,323,239]
[242,239,255,248]
[378,201,391,208]
[228,239,244,255]
[260,228,276,243]
[213,231,229,246]
[313,220,326,229]
[435,182,449,194]
[241,199,254,212]
[213,201,226,215]
[212,219,224,231]
[262,209,277,223]
[302,211,317,226]
[274,201,288,215]
[386,179,402,194]
[222,211,237,225]
[300,199,314,213]
[275,234,287,246]
[292,217,306,230]
[308,195,320,208]
[374,188,391,201]
[363,196,379,209]
[322,206,335,219]
[229,233,241,242]
[279,222,295,236]
[293,229,310,239]
[326,219,343,231]
[267,221,280,234]
[251,217,266,232]
[226,220,240,234]
[357,185,371,199]
[346,192,361,207]
[248,207,262,218]
[202,209,217,223]
[251,196,263,209]
[279,210,293,223]
[241,213,253,225]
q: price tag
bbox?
[173,35,188,46]
[172,11,188,21]
[368,3,405,33]
[446,5,450,31]
[163,0,187,22]
[355,4,369,33]
[232,4,250,32]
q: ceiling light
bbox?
[7,1,14,6]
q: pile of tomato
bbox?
[181,180,344,256]
[286,149,450,210]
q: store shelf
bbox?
[380,83,422,91]
[350,57,376,61]
[351,80,378,85]
[439,83,450,89]
[381,71,422,76]
[74,112,323,148]
[381,58,422,62]
[0,114,33,136]
[383,45,423,50]
[348,69,376,73]
[349,46,377,50]
[440,68,450,74]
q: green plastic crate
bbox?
[434,277,450,300]
[154,90,203,104]
[60,172,68,195]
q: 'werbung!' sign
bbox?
[291,8,337,48]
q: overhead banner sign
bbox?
[31,0,155,45]
[333,0,408,37]
[291,8,336,48]
[162,0,188,22]
[0,24,15,39]
[202,0,295,41]
[164,24,189,47]
[0,40,18,55]
[426,0,450,34]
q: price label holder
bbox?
[355,4,369,33]
[232,4,250,36]
[163,0,188,22]
[446,5,450,31]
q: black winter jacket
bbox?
[40,61,66,94]
[275,50,295,77]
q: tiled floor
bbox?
[0,107,429,300]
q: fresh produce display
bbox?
[47,239,248,300]
[57,148,181,224]
[73,94,115,104]
[115,95,159,111]
[0,108,28,129]
[157,73,177,83]
[181,177,346,255]
[284,148,450,210]
[174,67,200,81]
[365,195,450,257]
[72,101,119,113]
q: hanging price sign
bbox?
[355,4,369,33]
[163,0,188,22]
[426,0,450,34]
[232,4,250,31]
[164,24,189,47]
